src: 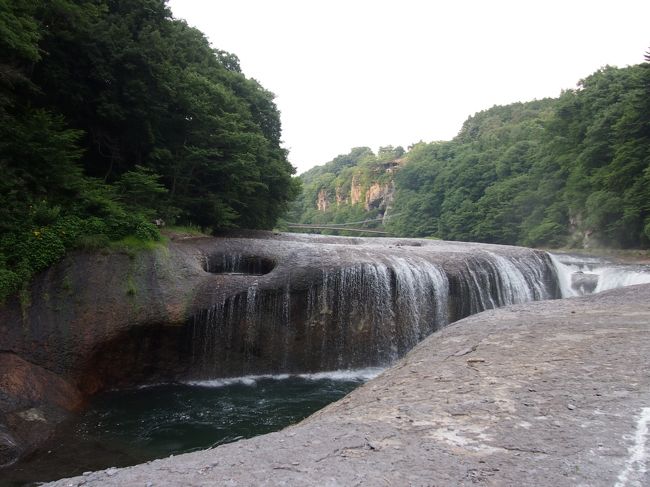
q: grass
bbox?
[107,235,168,260]
[126,275,137,297]
[162,225,209,237]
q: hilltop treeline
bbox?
[388,63,649,247]
[0,0,298,299]
[285,146,404,233]
[291,61,650,249]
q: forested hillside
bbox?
[0,0,298,300]
[290,61,650,249]
[284,146,404,234]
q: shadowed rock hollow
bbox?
[0,231,560,467]
[46,283,650,487]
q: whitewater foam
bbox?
[549,253,650,297]
[185,367,385,388]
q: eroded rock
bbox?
[44,284,650,487]
[571,271,599,294]
[0,232,560,463]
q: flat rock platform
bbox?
[48,284,650,487]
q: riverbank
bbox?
[47,283,650,486]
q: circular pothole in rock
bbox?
[203,253,276,276]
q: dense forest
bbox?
[284,145,404,234]
[0,0,299,300]
[290,60,650,249]
[2,1,648,302]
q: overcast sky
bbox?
[167,0,649,174]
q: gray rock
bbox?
[43,283,650,487]
[0,232,560,463]
[571,271,599,294]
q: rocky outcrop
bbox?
[349,174,362,205]
[45,283,650,487]
[571,271,599,294]
[0,232,560,465]
[315,163,398,215]
[316,188,330,211]
[335,187,348,205]
[364,180,395,212]
[0,354,82,467]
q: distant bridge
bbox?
[285,223,390,235]
[285,214,399,236]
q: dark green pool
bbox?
[1,369,381,486]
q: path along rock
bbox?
[46,283,650,486]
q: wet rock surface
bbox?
[46,283,650,487]
[571,271,599,294]
[0,354,83,468]
[1,232,559,465]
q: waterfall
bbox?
[190,246,560,378]
[549,253,650,297]
[450,251,558,317]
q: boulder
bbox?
[571,271,599,294]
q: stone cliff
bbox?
[316,160,400,217]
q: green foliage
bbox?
[114,166,171,220]
[163,224,208,236]
[385,64,650,248]
[125,275,137,297]
[290,61,649,249]
[0,0,297,301]
[287,147,400,233]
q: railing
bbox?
[285,223,391,235]
[284,214,400,235]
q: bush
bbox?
[134,221,160,241]
[0,208,161,302]
[525,221,566,248]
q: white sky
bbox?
[167,0,649,174]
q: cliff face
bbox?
[365,180,395,213]
[314,159,400,219]
[317,189,330,211]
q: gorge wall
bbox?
[0,232,560,466]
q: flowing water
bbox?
[548,253,650,297]
[1,370,381,486]
[5,247,562,485]
[7,245,650,485]
[190,249,559,376]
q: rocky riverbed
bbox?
[46,283,650,487]
[0,232,560,466]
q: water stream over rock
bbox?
[3,232,649,481]
[189,240,560,378]
[549,253,650,297]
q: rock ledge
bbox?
[47,283,650,486]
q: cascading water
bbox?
[191,247,560,377]
[11,239,650,485]
[448,250,558,318]
[549,253,650,297]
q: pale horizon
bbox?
[168,0,650,174]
